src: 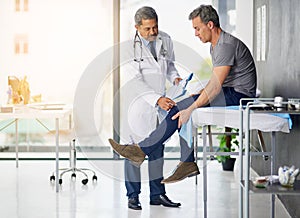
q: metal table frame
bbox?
[192,99,291,218]
[239,98,300,218]
[0,106,72,192]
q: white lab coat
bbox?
[120,30,180,143]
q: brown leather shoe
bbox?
[108,139,145,165]
[161,162,200,184]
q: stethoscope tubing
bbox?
[133,31,167,63]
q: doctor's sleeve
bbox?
[165,38,180,83]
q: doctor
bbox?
[121,6,181,210]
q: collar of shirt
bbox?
[140,35,156,50]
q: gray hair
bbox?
[188,5,220,28]
[134,6,158,26]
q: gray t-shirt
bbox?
[210,31,257,97]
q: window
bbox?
[15,0,28,12]
[14,34,28,54]
[0,0,114,156]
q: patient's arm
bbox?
[192,65,231,108]
[172,65,231,128]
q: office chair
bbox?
[49,131,97,185]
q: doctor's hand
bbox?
[171,107,193,128]
[157,97,176,111]
[174,77,183,85]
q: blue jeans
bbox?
[125,143,165,200]
[138,87,251,162]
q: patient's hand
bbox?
[171,107,193,128]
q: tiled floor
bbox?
[0,157,291,218]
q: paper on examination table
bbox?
[179,106,293,149]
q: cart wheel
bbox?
[59,179,63,185]
[92,175,97,181]
[50,175,55,181]
[82,179,88,185]
[71,173,76,178]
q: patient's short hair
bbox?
[188,5,220,28]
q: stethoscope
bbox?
[133,30,168,64]
[133,31,143,63]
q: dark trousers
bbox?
[125,142,166,200]
[138,87,250,161]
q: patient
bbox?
[109,4,257,183]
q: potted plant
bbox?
[216,128,239,171]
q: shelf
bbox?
[240,98,300,217]
[241,180,300,195]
